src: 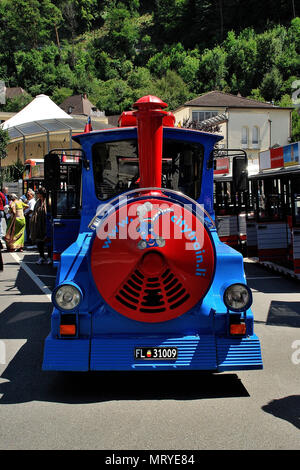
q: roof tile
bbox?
[183,90,282,109]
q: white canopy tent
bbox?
[1,94,73,130]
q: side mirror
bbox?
[232,154,248,193]
[44,153,60,191]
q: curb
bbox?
[247,257,300,281]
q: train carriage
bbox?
[247,154,300,276]
[213,154,247,253]
[23,158,44,194]
[42,95,262,372]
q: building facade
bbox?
[173,91,293,170]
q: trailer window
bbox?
[214,180,246,216]
[246,179,257,220]
[257,178,284,221]
[92,139,204,201]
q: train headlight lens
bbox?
[223,283,252,312]
[54,284,82,311]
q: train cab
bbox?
[42,95,262,372]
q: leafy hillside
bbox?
[0,0,299,139]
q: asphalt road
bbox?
[0,250,299,450]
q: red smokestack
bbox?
[132,95,169,188]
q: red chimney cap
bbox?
[133,95,168,110]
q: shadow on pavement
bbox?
[262,396,300,429]
[0,252,56,295]
[266,301,300,328]
[244,260,300,294]
[0,301,250,404]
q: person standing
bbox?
[2,187,10,236]
[24,189,36,246]
[0,188,6,240]
[3,187,9,206]
[0,246,3,270]
[30,187,51,264]
[4,194,28,252]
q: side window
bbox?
[258,178,284,221]
[241,127,248,146]
[252,126,259,145]
[93,140,139,200]
[192,111,218,123]
[56,164,82,217]
[162,139,204,200]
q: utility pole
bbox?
[292,0,296,18]
[54,23,60,49]
[218,0,224,41]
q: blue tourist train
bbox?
[42,95,263,372]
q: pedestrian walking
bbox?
[24,189,36,246]
[30,187,51,264]
[4,194,28,252]
[0,188,6,240]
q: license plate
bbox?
[134,347,177,360]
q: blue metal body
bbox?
[51,217,80,268]
[43,126,263,372]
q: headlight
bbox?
[223,283,252,312]
[53,283,82,311]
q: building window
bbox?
[252,126,259,145]
[241,127,248,146]
[192,110,218,122]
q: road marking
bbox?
[9,252,52,300]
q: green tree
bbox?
[1,94,33,112]
[3,0,62,50]
[247,89,266,102]
[153,70,191,110]
[51,87,73,105]
[260,67,283,102]
[279,94,300,142]
[95,78,134,115]
[255,26,286,81]
[0,128,9,162]
[224,29,257,96]
[197,46,227,94]
[102,2,140,58]
[153,0,187,46]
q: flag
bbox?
[84,116,92,133]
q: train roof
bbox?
[72,125,224,145]
[249,165,300,179]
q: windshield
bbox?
[92,138,204,201]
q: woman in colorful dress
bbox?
[4,194,28,252]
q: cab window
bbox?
[92,139,204,201]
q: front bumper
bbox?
[42,333,262,372]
